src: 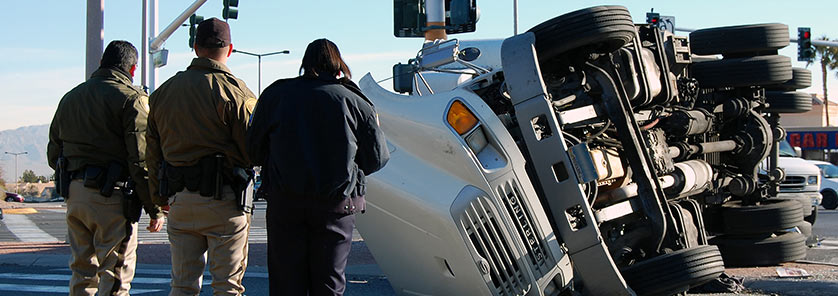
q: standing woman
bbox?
[247,38,389,296]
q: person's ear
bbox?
[130,64,137,77]
[227,44,233,57]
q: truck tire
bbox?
[767,67,812,91]
[710,232,806,267]
[528,5,635,60]
[722,199,803,234]
[691,55,792,88]
[689,23,789,56]
[621,245,725,296]
[765,91,813,114]
[822,190,838,210]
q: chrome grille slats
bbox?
[460,195,530,296]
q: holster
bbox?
[100,162,124,197]
[121,178,143,223]
[82,166,106,192]
[56,155,71,199]
[163,154,225,199]
[229,167,254,213]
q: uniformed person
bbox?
[146,18,255,296]
[47,40,165,296]
[247,38,389,296]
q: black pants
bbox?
[267,201,355,296]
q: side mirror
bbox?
[393,63,415,93]
[393,0,478,38]
[794,147,802,157]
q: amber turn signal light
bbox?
[447,101,478,135]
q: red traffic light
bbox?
[803,31,810,39]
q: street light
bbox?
[5,151,28,194]
[232,49,290,95]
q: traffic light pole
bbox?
[85,0,103,80]
[147,0,207,93]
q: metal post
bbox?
[513,0,518,35]
[86,0,104,79]
[5,152,27,194]
[258,55,262,94]
[142,0,148,91]
[149,0,208,51]
[149,0,159,93]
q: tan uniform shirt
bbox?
[47,67,162,219]
[147,57,256,206]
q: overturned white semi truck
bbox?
[355,2,812,295]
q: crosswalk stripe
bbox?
[3,213,59,242]
[0,283,162,294]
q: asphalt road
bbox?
[4,201,838,295]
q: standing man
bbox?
[147,18,255,296]
[247,38,389,296]
[47,40,165,296]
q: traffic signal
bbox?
[798,27,815,62]
[646,11,660,25]
[223,0,239,20]
[188,14,204,49]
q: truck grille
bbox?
[460,196,530,296]
[496,180,553,278]
[780,176,806,190]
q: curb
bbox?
[3,208,38,214]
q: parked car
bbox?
[5,192,23,202]
[809,160,838,210]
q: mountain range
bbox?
[0,124,51,181]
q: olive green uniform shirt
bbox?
[47,67,163,219]
[147,57,256,206]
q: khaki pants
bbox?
[168,188,251,296]
[66,180,138,296]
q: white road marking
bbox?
[2,213,60,242]
[814,238,838,250]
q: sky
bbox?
[2,0,837,133]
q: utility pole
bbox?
[5,151,28,194]
[86,0,104,79]
[232,49,290,95]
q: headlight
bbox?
[807,175,819,185]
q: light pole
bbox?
[232,49,290,95]
[5,151,28,194]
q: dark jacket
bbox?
[247,76,389,214]
[147,58,256,205]
[47,67,162,219]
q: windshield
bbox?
[817,164,838,178]
[778,140,798,157]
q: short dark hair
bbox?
[100,40,138,73]
[299,39,351,79]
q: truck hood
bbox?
[777,157,820,175]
